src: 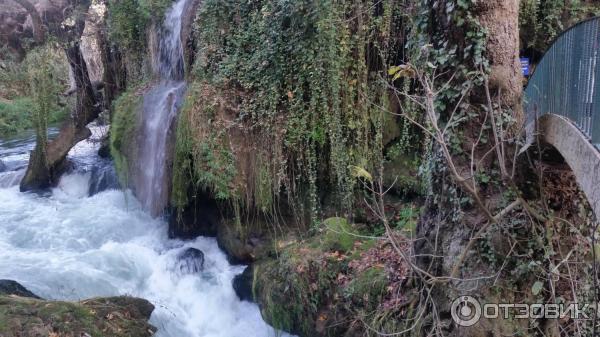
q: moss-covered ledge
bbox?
[0,295,156,337]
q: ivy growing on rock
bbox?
[174,0,408,225]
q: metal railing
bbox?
[525,17,600,144]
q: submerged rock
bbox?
[0,279,40,299]
[0,292,155,337]
[88,164,120,196]
[176,247,205,274]
[0,160,6,173]
[232,265,254,302]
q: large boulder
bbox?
[0,280,155,337]
[88,164,120,196]
[216,218,272,265]
[175,247,205,275]
[232,265,254,302]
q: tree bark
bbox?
[414,1,523,336]
[20,42,99,191]
[476,0,523,122]
[98,29,126,119]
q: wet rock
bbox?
[0,280,40,299]
[168,192,219,239]
[0,294,156,337]
[176,247,205,274]
[0,160,6,173]
[98,136,111,158]
[217,219,270,265]
[89,164,120,196]
[232,265,254,302]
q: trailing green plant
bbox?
[107,0,172,52]
[171,83,239,209]
[174,0,411,225]
[404,0,491,203]
[520,0,600,57]
[27,50,61,150]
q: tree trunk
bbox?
[477,0,522,116]
[414,1,523,336]
[98,29,126,119]
[20,43,99,191]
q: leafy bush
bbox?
[0,98,36,135]
[107,0,173,52]
[0,45,70,137]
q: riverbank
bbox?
[0,280,156,337]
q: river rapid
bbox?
[0,126,289,336]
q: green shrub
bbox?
[0,97,35,136]
[107,0,173,53]
[0,45,70,137]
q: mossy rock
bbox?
[344,266,387,310]
[110,87,143,187]
[0,295,155,337]
[383,153,421,195]
[321,217,356,253]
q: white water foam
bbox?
[0,184,290,337]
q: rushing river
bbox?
[0,127,289,336]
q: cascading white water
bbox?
[0,0,295,335]
[136,0,188,215]
[0,184,288,336]
[0,107,291,337]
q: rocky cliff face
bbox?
[0,0,69,59]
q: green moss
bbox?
[172,83,239,210]
[254,255,335,335]
[344,266,387,310]
[110,88,142,186]
[107,0,173,53]
[0,295,155,336]
[252,222,388,336]
[321,217,356,253]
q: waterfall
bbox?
[136,0,188,216]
